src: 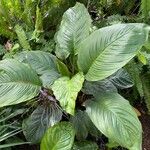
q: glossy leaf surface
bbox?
[78,23,149,81]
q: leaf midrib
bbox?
[87,25,135,73]
[0,80,41,86]
[99,100,137,145]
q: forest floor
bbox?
[140,114,150,150]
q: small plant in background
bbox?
[0,0,79,58]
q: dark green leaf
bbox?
[23,104,62,143]
[70,110,101,140]
[108,68,133,89]
[82,79,117,95]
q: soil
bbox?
[140,115,150,150]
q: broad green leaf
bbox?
[78,23,149,81]
[72,141,99,150]
[15,51,62,88]
[40,70,61,89]
[0,59,41,107]
[108,68,134,89]
[40,122,75,150]
[82,79,117,96]
[70,110,101,140]
[23,104,62,143]
[52,72,84,115]
[85,93,142,149]
[17,51,58,75]
[56,59,71,77]
[55,2,92,59]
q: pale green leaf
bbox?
[23,104,62,143]
[40,122,75,150]
[52,72,84,115]
[85,93,142,149]
[78,23,149,81]
[55,2,92,59]
[0,59,41,107]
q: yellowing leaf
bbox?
[133,107,141,117]
[52,72,84,115]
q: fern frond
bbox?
[15,25,31,50]
[126,61,144,97]
[140,0,150,21]
[9,0,24,21]
[31,6,43,41]
[106,14,127,25]
[22,0,37,29]
[0,0,17,38]
[0,0,12,24]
